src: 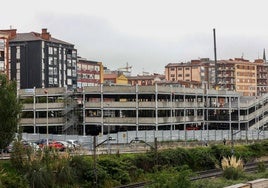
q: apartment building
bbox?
[164,57,268,96]
[217,58,257,96]
[165,58,216,89]
[103,70,128,85]
[77,57,103,88]
[0,30,13,78]
[127,73,165,86]
[1,28,77,89]
[255,59,268,96]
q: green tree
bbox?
[0,74,21,151]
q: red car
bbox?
[37,140,65,151]
[48,141,65,151]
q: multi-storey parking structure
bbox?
[18,84,268,136]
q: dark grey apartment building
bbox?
[2,28,77,89]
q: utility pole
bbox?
[93,136,97,188]
[213,28,218,88]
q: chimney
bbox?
[41,28,51,40]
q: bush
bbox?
[188,147,216,170]
[157,148,191,168]
[223,167,243,180]
[257,161,266,173]
[148,167,192,188]
[98,157,131,185]
[0,167,28,188]
[130,153,155,172]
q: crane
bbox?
[117,62,132,73]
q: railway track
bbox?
[190,160,268,181]
[115,161,268,187]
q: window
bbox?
[72,50,77,58]
[49,57,53,65]
[67,59,72,66]
[72,69,76,77]
[54,58,58,65]
[48,47,53,55]
[77,64,81,70]
[67,69,72,76]
[54,68,58,75]
[16,46,20,59]
[67,79,72,85]
[53,47,58,54]
[49,67,54,75]
[49,77,53,84]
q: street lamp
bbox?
[44,89,49,146]
[130,137,158,165]
[93,136,115,187]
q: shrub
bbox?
[188,147,216,170]
[157,148,191,168]
[98,157,131,185]
[148,167,192,188]
[257,161,266,173]
[223,167,242,180]
[221,155,244,180]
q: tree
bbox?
[0,74,22,151]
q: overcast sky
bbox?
[1,0,268,75]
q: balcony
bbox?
[19,117,65,125]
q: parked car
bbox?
[4,141,14,153]
[67,140,81,149]
[26,141,40,151]
[4,140,40,153]
[35,139,51,148]
[48,141,65,151]
[57,141,74,151]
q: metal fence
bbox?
[22,129,268,150]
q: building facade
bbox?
[165,57,268,96]
[217,58,257,96]
[103,70,129,85]
[255,59,268,96]
[165,58,216,89]
[127,73,165,86]
[0,30,14,78]
[2,28,77,89]
[77,57,103,88]
[18,85,268,136]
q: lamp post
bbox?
[93,136,115,187]
[44,89,49,146]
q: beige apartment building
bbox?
[217,58,258,96]
[255,59,268,96]
[165,58,215,89]
[165,58,268,96]
[165,62,201,82]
